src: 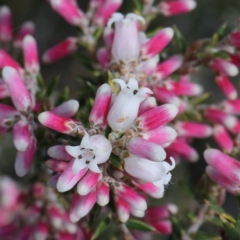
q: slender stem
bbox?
[119,224,136,240]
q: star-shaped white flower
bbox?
[65,132,112,174]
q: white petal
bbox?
[127,78,138,91]
[113,79,126,90]
[65,146,80,158]
[88,160,101,173]
[72,159,87,174]
[81,132,91,148]
[162,157,176,172]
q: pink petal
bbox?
[42,37,78,64]
[15,136,36,177]
[50,99,79,118]
[46,159,69,172]
[77,171,101,195]
[2,66,32,112]
[0,50,22,72]
[56,159,87,192]
[13,120,31,151]
[0,6,12,42]
[22,35,39,73]
[140,28,174,60]
[135,104,178,131]
[47,145,73,161]
[115,196,130,222]
[96,181,110,206]
[204,149,240,183]
[89,83,112,130]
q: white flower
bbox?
[107,78,152,133]
[65,132,112,174]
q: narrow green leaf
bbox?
[173,25,187,53]
[205,200,225,214]
[133,0,142,13]
[109,154,123,170]
[91,217,111,240]
[222,222,240,240]
[126,219,156,232]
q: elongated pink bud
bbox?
[159,0,196,16]
[175,121,212,138]
[13,120,31,151]
[167,138,199,162]
[0,50,22,71]
[138,97,157,116]
[93,0,122,26]
[222,99,240,114]
[46,159,69,172]
[133,181,164,198]
[204,107,238,131]
[215,74,237,100]
[96,181,110,206]
[140,126,177,147]
[146,205,169,221]
[0,6,12,42]
[77,171,101,195]
[152,55,183,81]
[140,28,174,60]
[164,80,203,96]
[206,166,240,195]
[89,84,112,130]
[49,0,85,26]
[115,183,147,211]
[2,67,32,112]
[210,58,238,77]
[42,37,78,64]
[50,99,79,118]
[204,149,240,183]
[14,21,35,48]
[76,190,97,219]
[47,145,73,160]
[0,79,10,99]
[136,104,178,131]
[96,48,109,69]
[229,31,240,48]
[15,136,36,177]
[0,103,19,128]
[38,111,83,135]
[153,86,187,114]
[212,125,233,153]
[69,192,81,223]
[230,54,240,67]
[56,159,88,192]
[22,35,39,73]
[115,196,130,222]
[126,137,166,161]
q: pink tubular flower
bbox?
[212,125,233,153]
[96,181,110,206]
[65,132,112,174]
[0,6,12,42]
[135,104,178,132]
[222,99,240,114]
[107,78,152,133]
[2,67,32,112]
[0,50,23,72]
[209,58,238,77]
[140,28,174,60]
[89,83,112,130]
[215,74,237,100]
[152,55,183,81]
[159,0,197,16]
[206,166,240,195]
[175,121,212,138]
[108,13,144,63]
[14,21,35,48]
[38,111,83,135]
[93,0,122,26]
[229,31,240,48]
[22,35,39,74]
[42,37,78,64]
[49,0,86,26]
[15,136,36,177]
[204,149,240,184]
